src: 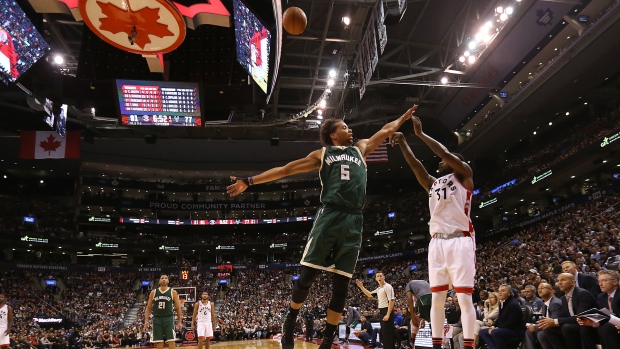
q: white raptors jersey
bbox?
[0,304,7,327]
[197,301,211,322]
[428,173,474,236]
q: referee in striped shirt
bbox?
[356,272,395,349]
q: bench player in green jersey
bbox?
[144,275,183,349]
[227,104,418,349]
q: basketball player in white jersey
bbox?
[0,293,13,348]
[191,292,216,349]
[390,117,476,349]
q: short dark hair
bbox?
[319,118,342,146]
[452,153,465,161]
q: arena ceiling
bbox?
[1,0,620,177]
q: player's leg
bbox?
[196,322,205,349]
[205,338,211,349]
[447,237,477,349]
[284,208,338,348]
[428,238,449,349]
[319,273,351,349]
[322,212,362,349]
[153,317,166,349]
[205,320,214,349]
[164,317,177,349]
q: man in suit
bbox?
[478,284,523,349]
[524,283,563,349]
[538,273,598,349]
[562,261,601,297]
[577,270,620,349]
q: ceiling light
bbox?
[459,56,466,62]
[342,16,351,26]
[499,13,508,21]
[319,99,326,108]
[317,115,323,120]
[483,34,492,43]
[571,176,575,178]
[533,131,537,135]
[485,21,493,29]
[440,76,448,84]
[505,7,514,15]
[603,160,607,163]
[468,41,477,50]
[467,55,476,64]
[463,51,470,57]
[328,69,337,78]
[327,79,335,87]
[565,112,569,115]
[496,6,504,13]
[53,55,64,65]
[548,122,552,126]
[317,109,323,116]
[326,88,331,93]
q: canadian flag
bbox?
[19,131,81,159]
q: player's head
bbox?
[159,274,169,286]
[438,152,465,176]
[201,292,209,300]
[320,119,353,146]
[0,293,5,305]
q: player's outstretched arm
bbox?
[226,150,322,196]
[412,117,473,182]
[356,104,417,157]
[390,132,434,192]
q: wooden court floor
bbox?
[195,339,367,349]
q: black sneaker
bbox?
[318,336,335,349]
[281,316,296,349]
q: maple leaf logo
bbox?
[39,134,62,155]
[97,1,174,49]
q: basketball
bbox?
[283,7,307,35]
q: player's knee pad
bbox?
[291,266,319,303]
[328,274,350,313]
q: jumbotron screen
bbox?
[0,0,50,85]
[116,79,202,127]
[233,0,271,93]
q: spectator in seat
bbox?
[539,273,598,349]
[562,261,601,297]
[478,284,523,349]
[525,282,562,349]
[577,270,620,349]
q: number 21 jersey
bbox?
[428,173,474,236]
[319,146,367,210]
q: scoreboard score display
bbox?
[116,79,202,127]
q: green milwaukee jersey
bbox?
[319,146,367,209]
[152,287,174,317]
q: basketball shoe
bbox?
[281,315,296,349]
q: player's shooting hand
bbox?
[226,176,248,196]
[389,132,404,147]
[412,117,423,136]
[403,104,418,120]
[355,279,363,288]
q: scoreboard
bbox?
[116,79,202,127]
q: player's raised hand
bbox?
[389,132,404,147]
[412,116,423,136]
[226,176,248,196]
[403,104,418,120]
[355,279,364,288]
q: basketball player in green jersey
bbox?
[144,275,184,349]
[227,104,418,349]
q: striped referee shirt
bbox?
[371,282,395,309]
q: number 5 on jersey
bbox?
[341,164,350,180]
